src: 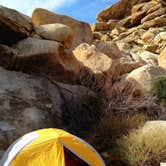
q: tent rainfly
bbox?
[0,128,106,166]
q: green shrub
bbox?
[152,76,166,105]
[117,124,166,166]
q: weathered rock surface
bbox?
[34,23,74,48]
[0,66,102,149]
[0,5,32,45]
[32,8,93,49]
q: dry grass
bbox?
[88,112,147,155]
[86,112,147,166]
[117,124,166,166]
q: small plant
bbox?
[117,124,166,166]
[152,76,166,106]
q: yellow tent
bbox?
[0,128,106,166]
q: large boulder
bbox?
[0,67,102,149]
[0,37,81,83]
[126,65,166,93]
[32,8,93,49]
[130,1,158,26]
[96,0,130,22]
[158,47,166,69]
[115,57,143,76]
[143,121,166,132]
[34,23,74,48]
[0,5,32,45]
[139,51,158,65]
[73,43,116,97]
[141,14,166,29]
[95,41,122,59]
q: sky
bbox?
[0,0,118,24]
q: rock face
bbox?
[34,23,74,48]
[32,8,93,49]
[0,5,32,45]
[0,67,102,149]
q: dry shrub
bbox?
[89,112,147,152]
[117,124,166,166]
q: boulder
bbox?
[126,65,166,93]
[32,8,93,49]
[0,67,102,149]
[91,21,117,32]
[73,43,113,74]
[91,22,110,32]
[143,121,166,132]
[131,1,158,26]
[141,14,166,29]
[0,37,81,83]
[141,30,155,43]
[158,47,166,69]
[73,43,116,96]
[0,5,32,45]
[139,51,158,65]
[154,32,166,43]
[95,41,122,59]
[34,23,74,48]
[96,0,130,22]
[116,57,143,75]
[141,7,166,23]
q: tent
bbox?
[0,128,106,166]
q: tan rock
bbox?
[131,2,157,26]
[141,31,155,43]
[141,7,166,23]
[91,22,110,32]
[73,43,96,62]
[144,44,158,53]
[146,2,162,15]
[139,51,158,65]
[32,8,93,49]
[142,14,166,29]
[96,0,129,22]
[118,16,132,28]
[34,23,74,48]
[73,43,116,96]
[116,57,143,75]
[127,65,166,93]
[0,5,32,45]
[154,32,166,43]
[101,34,111,41]
[95,41,122,59]
[158,47,166,69]
[91,21,117,32]
[11,37,81,83]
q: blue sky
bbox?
[55,0,117,24]
[0,0,117,24]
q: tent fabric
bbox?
[0,128,106,166]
